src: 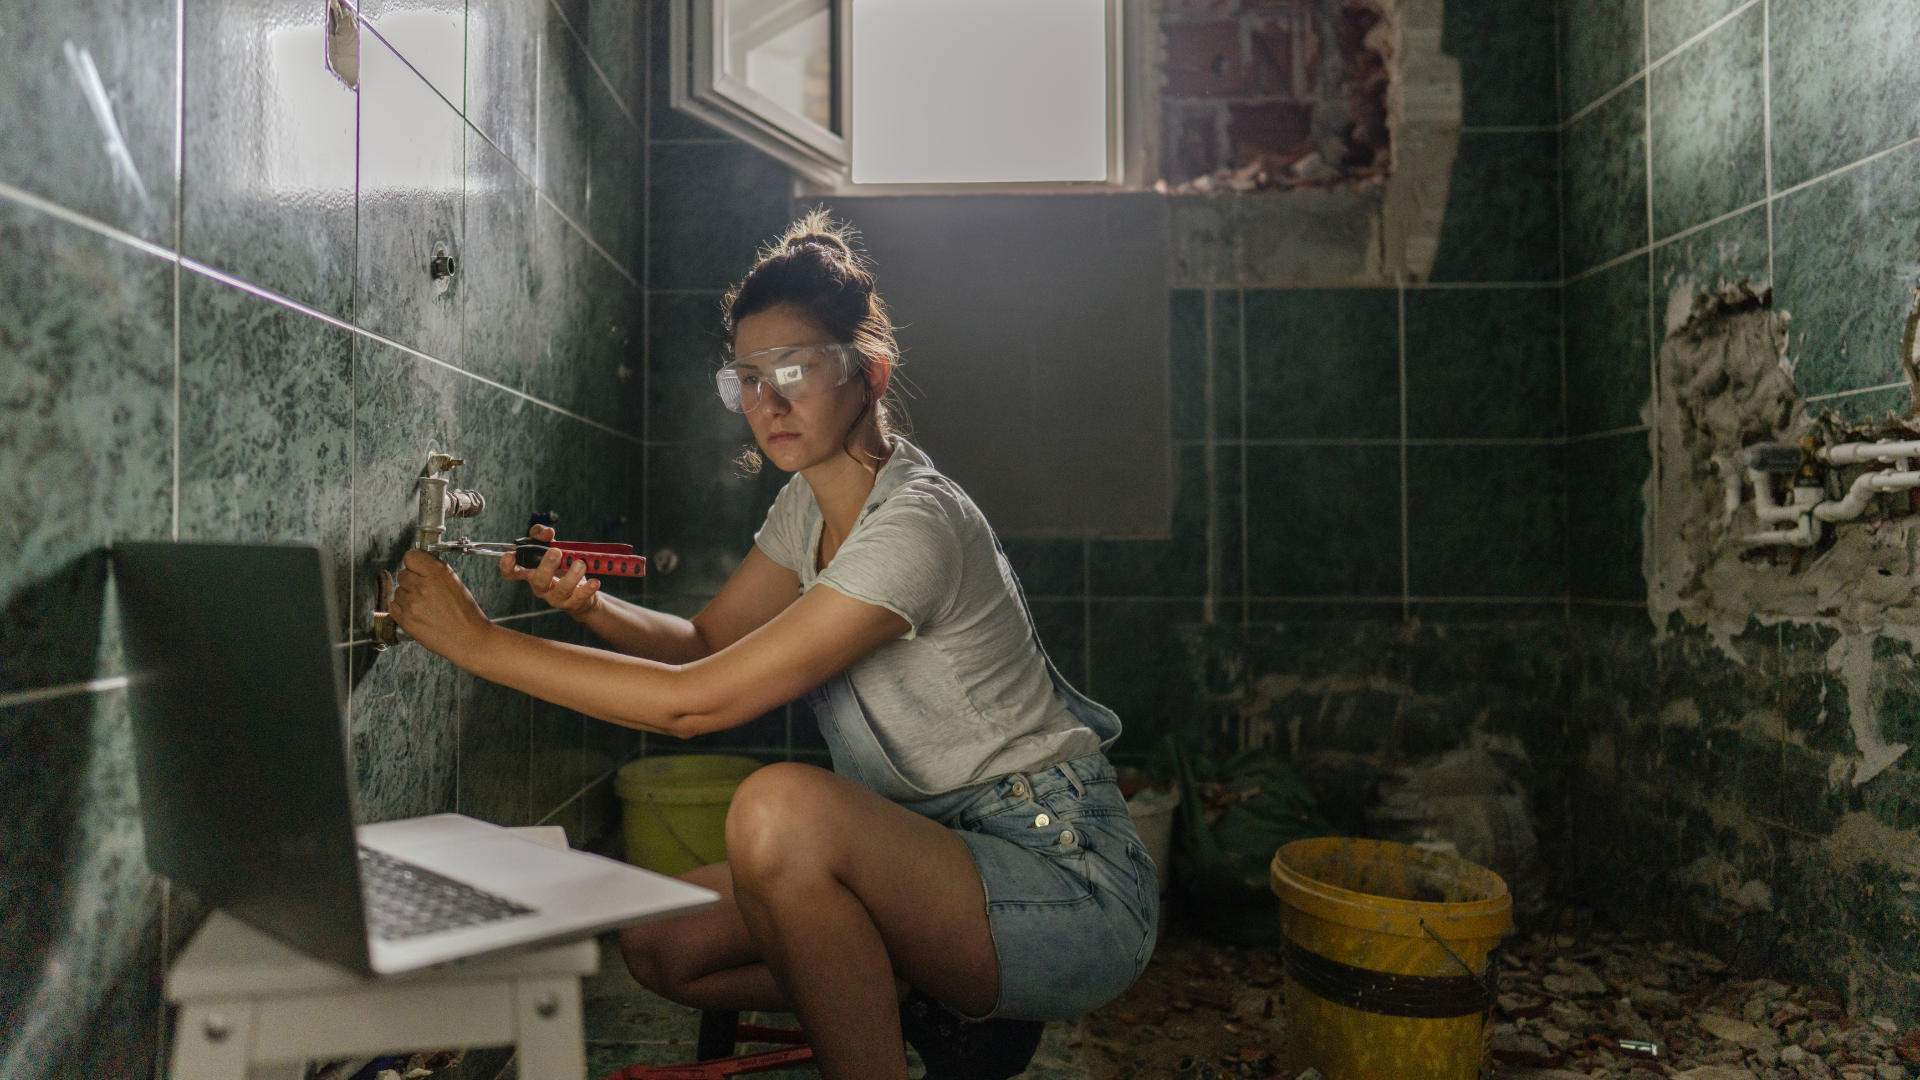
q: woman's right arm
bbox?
[502,528,800,664]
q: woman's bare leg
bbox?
[618,861,788,1012]
[721,763,1001,1080]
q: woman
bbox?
[388,212,1157,1079]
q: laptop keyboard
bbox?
[358,846,537,942]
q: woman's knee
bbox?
[618,921,673,991]
[725,762,841,881]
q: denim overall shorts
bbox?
[800,459,1159,1020]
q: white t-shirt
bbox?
[753,439,1101,794]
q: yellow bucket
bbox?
[615,755,764,876]
[1270,837,1511,1080]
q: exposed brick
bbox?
[1165,104,1223,182]
[1334,2,1391,167]
[1249,12,1319,99]
[1163,20,1255,98]
[1227,102,1314,165]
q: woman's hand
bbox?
[499,524,603,619]
[390,549,500,662]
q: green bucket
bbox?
[614,755,764,876]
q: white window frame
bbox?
[669,0,1156,195]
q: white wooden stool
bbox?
[167,827,598,1080]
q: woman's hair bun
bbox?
[776,212,855,261]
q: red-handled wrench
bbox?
[431,537,646,578]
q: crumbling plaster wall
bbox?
[1164,0,1462,286]
[1568,282,1920,1021]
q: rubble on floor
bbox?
[1082,919,1920,1080]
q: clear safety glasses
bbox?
[716,342,861,414]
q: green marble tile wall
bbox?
[1004,0,1571,771]
[0,0,802,1072]
[1558,0,1920,1019]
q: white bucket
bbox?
[1126,786,1180,894]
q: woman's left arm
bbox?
[387,549,908,737]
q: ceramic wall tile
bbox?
[1169,289,1206,442]
[1088,445,1209,598]
[348,636,462,822]
[1428,132,1563,284]
[1649,0,1748,61]
[180,0,357,318]
[1210,289,1244,441]
[1088,600,1206,757]
[1445,0,1558,128]
[999,539,1085,599]
[1405,286,1562,440]
[529,195,599,415]
[1564,79,1649,277]
[462,128,542,393]
[176,273,355,631]
[1242,289,1399,440]
[0,688,162,1080]
[467,0,544,175]
[539,3,594,224]
[643,441,788,601]
[1406,445,1567,597]
[1565,430,1649,601]
[1211,442,1245,602]
[1649,4,1765,241]
[0,201,173,615]
[1244,445,1403,598]
[357,31,466,365]
[645,290,733,443]
[1566,254,1652,437]
[1559,0,1645,118]
[0,0,176,243]
[588,71,645,278]
[1770,0,1920,192]
[1772,141,1920,401]
[1651,201,1770,300]
[457,669,532,826]
[358,0,467,109]
[585,0,645,121]
[648,141,795,291]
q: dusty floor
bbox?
[474,913,1920,1080]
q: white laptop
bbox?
[114,541,717,976]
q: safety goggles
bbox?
[716,342,861,414]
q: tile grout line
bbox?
[1804,381,1911,404]
[1762,0,1775,288]
[1202,288,1217,625]
[1239,288,1249,631]
[1645,0,1662,590]
[1554,0,1569,629]
[0,181,647,446]
[162,0,184,1055]
[1561,0,1761,131]
[1397,277,1409,621]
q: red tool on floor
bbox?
[599,1012,814,1080]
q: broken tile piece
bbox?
[1696,1012,1776,1050]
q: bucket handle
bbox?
[1419,919,1499,1004]
[643,792,713,869]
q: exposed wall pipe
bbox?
[1741,441,1920,547]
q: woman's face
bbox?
[731,304,877,474]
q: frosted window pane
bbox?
[724,0,835,134]
[852,0,1107,184]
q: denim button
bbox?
[1057,829,1075,846]
[1034,813,1050,828]
[1010,777,1029,798]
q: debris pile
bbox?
[1490,926,1917,1079]
[1081,918,1919,1079]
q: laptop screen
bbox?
[114,542,371,970]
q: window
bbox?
[671,0,1149,193]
